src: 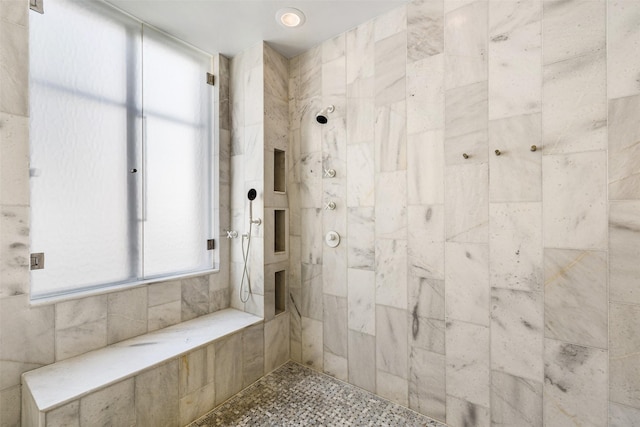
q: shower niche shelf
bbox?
[274,149,286,193]
[275,269,286,315]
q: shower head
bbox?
[247,189,257,201]
[315,105,335,124]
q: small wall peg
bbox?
[462,153,469,159]
[530,145,537,152]
[494,149,502,156]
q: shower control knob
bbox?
[324,201,336,210]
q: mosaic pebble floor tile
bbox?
[190,361,446,427]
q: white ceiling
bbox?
[106,0,408,58]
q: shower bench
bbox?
[21,308,262,427]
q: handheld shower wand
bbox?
[241,189,261,303]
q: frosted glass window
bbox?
[30,0,214,299]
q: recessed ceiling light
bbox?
[276,8,306,28]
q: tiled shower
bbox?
[2,0,640,426]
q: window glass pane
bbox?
[29,0,142,297]
[142,26,214,277]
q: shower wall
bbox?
[288,1,640,426]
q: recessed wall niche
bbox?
[275,270,286,315]
[274,209,286,253]
[274,149,286,193]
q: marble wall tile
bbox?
[214,333,243,405]
[609,402,640,427]
[179,382,215,426]
[407,54,444,134]
[489,114,542,202]
[609,94,640,200]
[346,142,375,208]
[80,379,135,426]
[445,164,489,243]
[0,206,29,298]
[543,339,608,427]
[375,101,407,172]
[542,151,607,250]
[301,208,323,264]
[376,305,408,379]
[179,348,207,398]
[446,320,490,407]
[444,81,488,166]
[544,52,607,153]
[490,370,542,427]
[542,0,605,66]
[301,317,323,370]
[375,239,408,309]
[135,360,179,427]
[409,347,446,421]
[491,288,543,382]
[0,112,29,206]
[374,31,407,106]
[265,313,290,373]
[489,203,542,292]
[0,295,54,390]
[348,330,376,393]
[488,1,541,120]
[407,0,444,63]
[608,1,640,100]
[375,171,407,239]
[408,205,445,281]
[408,130,444,205]
[323,295,347,358]
[446,392,490,427]
[377,370,409,407]
[374,5,407,42]
[0,385,21,427]
[346,21,374,96]
[323,352,348,382]
[0,17,28,116]
[55,295,108,361]
[242,323,264,386]
[301,263,323,321]
[610,201,640,305]
[610,303,640,409]
[544,248,607,349]
[445,242,489,326]
[347,207,375,270]
[181,276,210,322]
[444,1,488,90]
[347,268,376,336]
[46,401,79,427]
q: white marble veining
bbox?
[491,370,542,427]
[543,338,608,427]
[445,242,489,326]
[610,201,640,306]
[489,114,542,202]
[610,303,640,409]
[347,268,376,336]
[491,288,543,382]
[542,151,607,250]
[22,309,261,412]
[544,248,607,349]
[407,54,444,134]
[608,1,640,100]
[542,0,605,66]
[348,330,376,393]
[608,94,640,200]
[446,320,490,408]
[489,203,542,292]
[409,347,446,421]
[488,1,541,120]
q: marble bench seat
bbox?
[22,308,263,427]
